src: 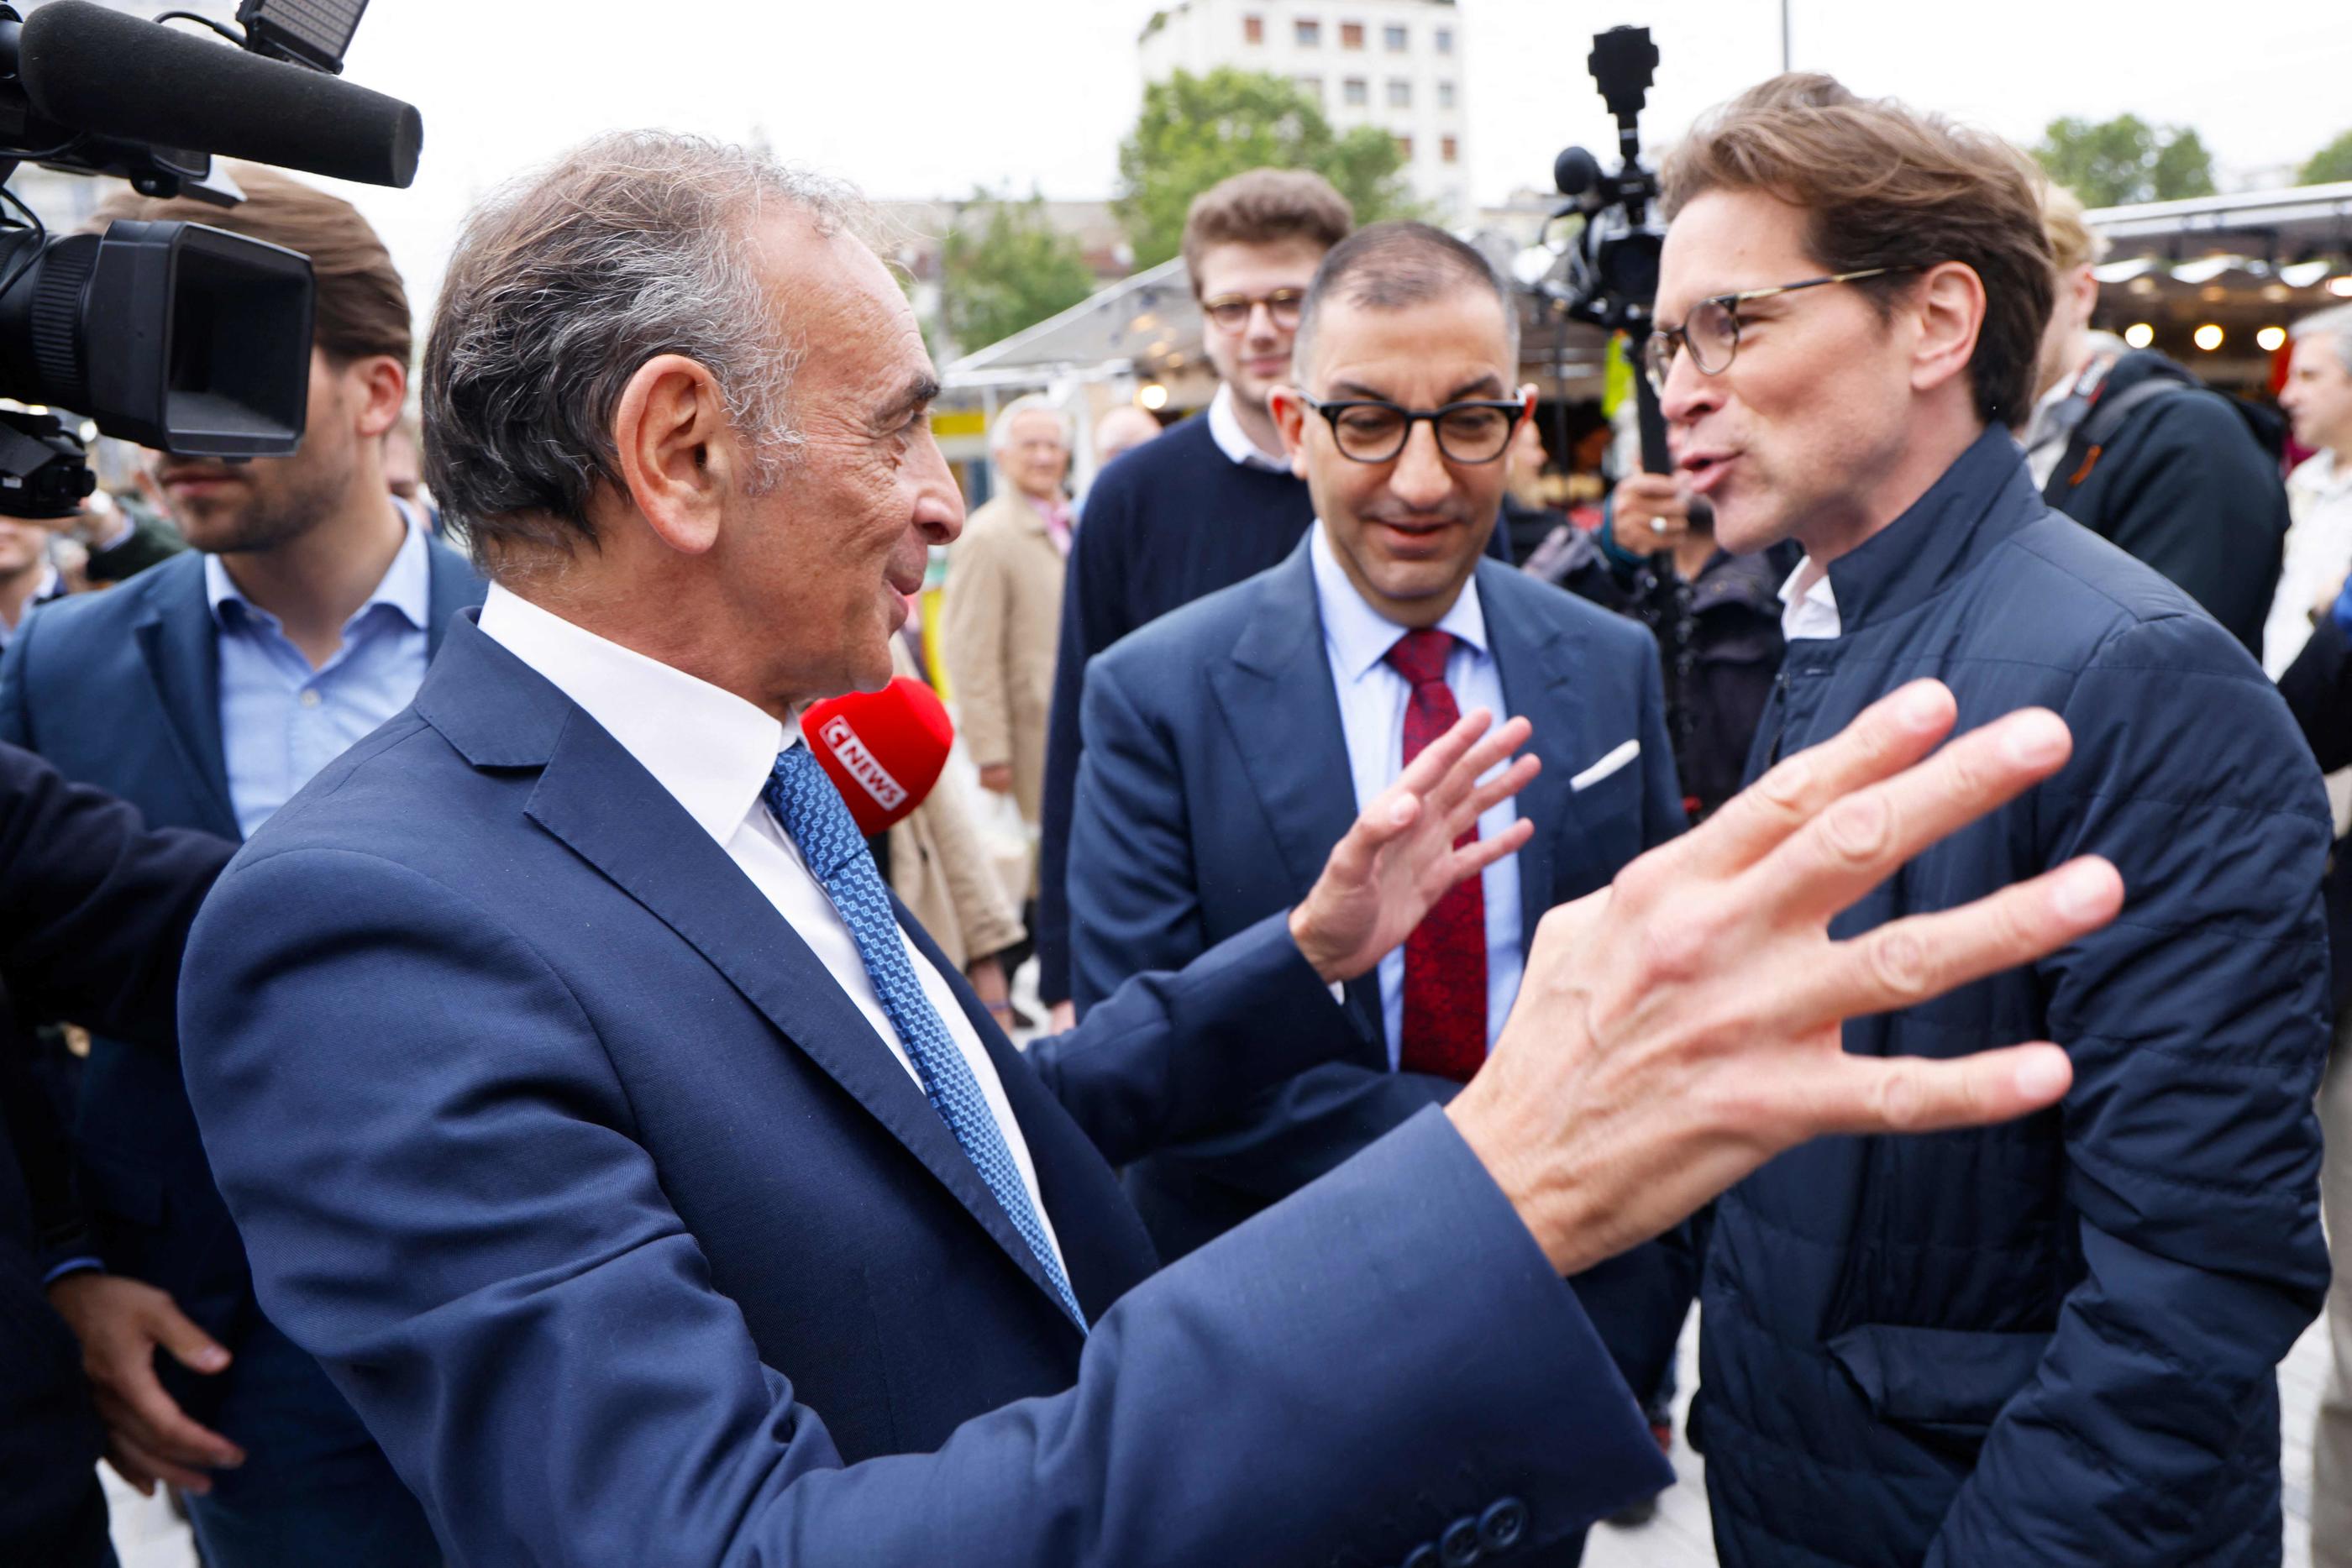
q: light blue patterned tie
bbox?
[764,743,1085,1333]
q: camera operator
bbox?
[0,743,229,1567]
[0,165,480,1566]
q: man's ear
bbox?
[612,354,734,557]
[350,355,406,440]
[1268,383,1309,465]
[1910,261,1987,399]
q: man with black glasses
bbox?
[1652,76,2328,1567]
[1068,225,1692,1540]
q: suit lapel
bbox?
[898,906,1158,1322]
[130,562,239,839]
[517,696,1081,1330]
[1481,565,1593,954]
[1205,539,1386,1054]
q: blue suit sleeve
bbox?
[1068,648,1204,1013]
[1925,616,2331,1565]
[181,845,1671,1566]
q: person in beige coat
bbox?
[941,396,1072,875]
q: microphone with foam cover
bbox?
[16,2,423,188]
[801,677,954,837]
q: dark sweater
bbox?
[1037,413,1316,1003]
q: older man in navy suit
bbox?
[174,131,2124,1567]
[0,168,477,1565]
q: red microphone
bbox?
[801,677,954,836]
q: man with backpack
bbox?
[2021,181,2286,659]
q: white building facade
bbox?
[1138,0,1468,220]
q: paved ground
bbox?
[107,1310,2330,1566]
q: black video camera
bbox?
[1540,24,1672,475]
[0,0,422,518]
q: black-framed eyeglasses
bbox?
[1200,288,1307,333]
[1301,394,1525,464]
[1645,266,1917,394]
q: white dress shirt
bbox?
[1206,383,1293,472]
[476,584,1065,1270]
[1308,522,1523,1062]
[2265,448,2352,679]
[1779,555,1842,641]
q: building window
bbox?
[1384,24,1408,50]
[1437,80,1456,110]
[1343,76,1368,107]
[1340,20,1363,49]
[1387,77,1411,108]
[1294,17,1320,46]
[1242,13,1263,44]
[1295,74,1323,104]
[1396,134,1415,161]
[1441,135,1458,164]
[1435,26,1454,54]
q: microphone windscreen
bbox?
[18,2,423,188]
[801,677,954,837]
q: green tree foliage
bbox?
[937,190,1100,354]
[2034,114,2218,207]
[1114,68,1415,270]
[2304,129,2352,186]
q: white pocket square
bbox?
[1569,739,1640,793]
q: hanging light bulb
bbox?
[2192,324,2224,352]
[1138,383,1169,411]
[2123,323,2155,349]
[2257,325,2287,352]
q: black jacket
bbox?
[2276,615,2352,1012]
[2041,349,2287,660]
[1704,427,2328,1566]
[0,743,232,1565]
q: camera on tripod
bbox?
[0,0,422,519]
[1536,24,1673,475]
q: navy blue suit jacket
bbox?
[1071,538,1683,1212]
[1069,538,1690,1392]
[175,614,1667,1565]
[0,543,483,1361]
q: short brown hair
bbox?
[96,165,411,367]
[1180,169,1352,296]
[1662,73,2053,427]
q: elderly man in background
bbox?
[2271,299,2352,1568]
[942,396,1072,991]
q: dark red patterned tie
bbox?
[1383,627,1486,1083]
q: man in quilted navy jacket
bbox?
[1650,76,2332,1565]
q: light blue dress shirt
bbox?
[207,509,432,838]
[1308,521,1523,1064]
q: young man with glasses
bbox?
[1651,76,2328,1567]
[1068,226,1692,1544]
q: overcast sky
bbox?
[208,0,2352,321]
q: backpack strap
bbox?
[2047,377,2189,504]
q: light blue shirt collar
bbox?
[204,500,431,633]
[1307,518,1490,684]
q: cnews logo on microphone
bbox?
[820,716,908,811]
